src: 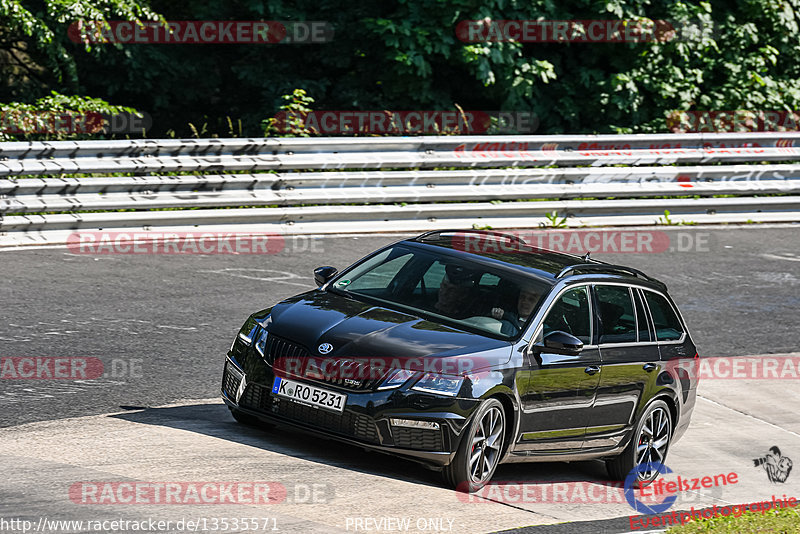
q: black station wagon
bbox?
[221,230,697,492]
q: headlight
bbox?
[411,373,464,397]
[378,368,416,390]
[236,316,259,346]
[254,327,269,356]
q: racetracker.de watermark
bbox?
[456,19,679,43]
[272,355,492,382]
[270,110,537,135]
[667,355,800,380]
[68,482,287,505]
[0,110,150,135]
[668,110,800,133]
[0,357,142,380]
[450,230,710,254]
[0,517,279,533]
[68,20,334,44]
[458,472,732,508]
[66,232,323,255]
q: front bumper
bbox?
[221,359,479,469]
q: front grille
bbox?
[392,427,444,451]
[267,334,386,391]
[264,334,308,366]
[305,359,388,391]
[222,363,242,399]
[239,381,379,444]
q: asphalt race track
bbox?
[1,224,799,534]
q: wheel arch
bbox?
[653,392,679,436]
[487,391,518,461]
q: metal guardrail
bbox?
[1,133,799,245]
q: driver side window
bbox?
[542,286,591,344]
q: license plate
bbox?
[271,377,346,413]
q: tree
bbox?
[0,0,158,139]
[3,0,800,138]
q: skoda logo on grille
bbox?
[317,343,333,355]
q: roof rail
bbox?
[415,229,527,245]
[556,263,667,289]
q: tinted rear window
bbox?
[643,291,684,341]
[595,285,636,344]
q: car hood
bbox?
[265,290,512,373]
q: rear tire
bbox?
[606,400,672,486]
[444,398,506,493]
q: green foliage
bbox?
[542,211,568,228]
[262,89,316,137]
[666,503,800,533]
[0,0,160,95]
[657,209,675,225]
[2,0,800,137]
[0,90,139,140]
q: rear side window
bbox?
[644,291,684,341]
[595,285,636,344]
[633,289,652,342]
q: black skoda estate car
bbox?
[221,230,697,492]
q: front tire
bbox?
[606,399,672,485]
[444,398,506,493]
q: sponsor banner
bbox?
[68,20,334,44]
[453,141,775,158]
[450,140,796,153]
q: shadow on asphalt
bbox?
[110,401,622,493]
[111,402,445,488]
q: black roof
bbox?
[406,229,668,291]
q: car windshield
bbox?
[329,244,550,339]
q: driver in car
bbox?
[491,286,542,336]
[434,264,479,319]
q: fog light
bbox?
[390,418,440,430]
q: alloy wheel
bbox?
[635,406,671,482]
[469,405,504,483]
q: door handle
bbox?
[643,363,658,372]
[584,365,600,375]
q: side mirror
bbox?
[314,266,338,287]
[535,331,584,356]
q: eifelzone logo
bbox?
[753,446,793,483]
